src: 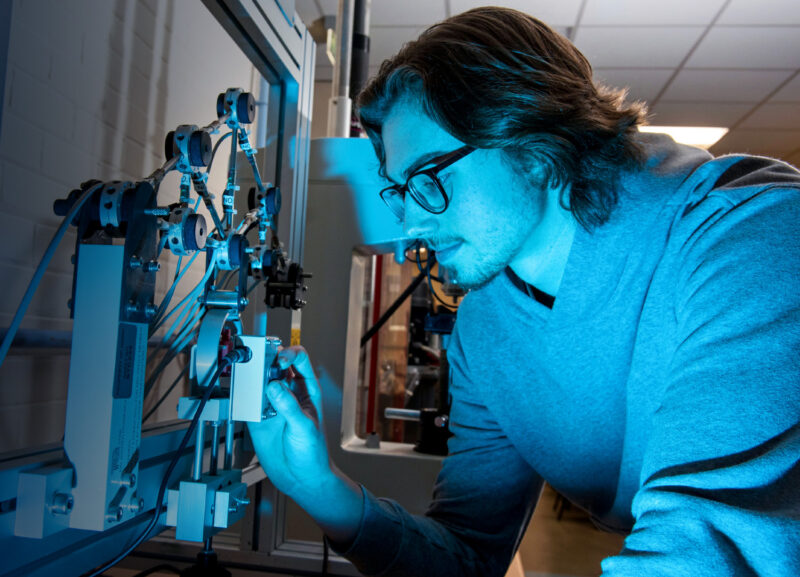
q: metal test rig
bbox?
[0,1,316,575]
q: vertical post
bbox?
[327,0,355,137]
[193,423,206,481]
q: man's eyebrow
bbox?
[388,150,449,185]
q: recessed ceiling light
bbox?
[639,126,729,149]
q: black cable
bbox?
[142,363,190,424]
[83,355,240,577]
[360,269,428,348]
[427,262,456,312]
[205,131,232,176]
[321,535,330,577]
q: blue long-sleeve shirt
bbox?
[338,135,800,576]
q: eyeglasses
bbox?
[380,145,475,220]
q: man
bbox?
[249,7,800,576]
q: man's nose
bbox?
[403,196,436,239]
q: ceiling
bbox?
[294,0,800,165]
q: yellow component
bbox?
[290,328,301,347]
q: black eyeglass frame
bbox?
[380,145,476,219]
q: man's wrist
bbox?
[300,471,363,545]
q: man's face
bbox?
[382,96,548,289]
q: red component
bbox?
[218,328,234,376]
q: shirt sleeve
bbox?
[602,186,800,576]
[334,321,544,577]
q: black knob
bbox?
[164,131,177,161]
[237,92,256,124]
[189,130,212,166]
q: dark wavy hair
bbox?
[356,7,648,230]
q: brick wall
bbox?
[0,0,259,452]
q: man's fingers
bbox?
[266,380,314,433]
[276,346,323,423]
[277,346,315,381]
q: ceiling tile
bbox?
[661,69,795,102]
[648,101,753,127]
[771,73,800,102]
[448,0,583,27]
[718,0,800,25]
[573,27,703,68]
[739,103,800,129]
[581,0,726,26]
[710,128,800,155]
[686,27,800,69]
[593,68,673,103]
[371,1,446,26]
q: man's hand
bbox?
[247,346,363,545]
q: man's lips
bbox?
[433,241,463,263]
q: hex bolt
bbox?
[145,303,158,318]
[107,507,123,522]
[239,297,249,308]
[126,301,140,315]
[143,260,161,272]
[123,497,145,512]
[129,255,142,269]
[50,493,74,515]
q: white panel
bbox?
[740,103,800,130]
[369,25,430,67]
[593,68,673,104]
[449,0,583,26]
[573,27,703,68]
[371,0,446,26]
[662,69,795,102]
[582,0,726,25]
[686,27,800,69]
[710,128,800,155]
[648,102,753,127]
[718,0,800,25]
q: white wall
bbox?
[0,0,258,452]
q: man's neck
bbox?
[510,201,576,296]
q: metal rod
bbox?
[209,423,220,476]
[193,422,206,481]
[224,397,235,469]
[384,408,421,422]
[146,156,178,185]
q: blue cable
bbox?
[0,183,103,369]
[152,254,217,334]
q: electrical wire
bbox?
[83,356,236,577]
[0,182,103,369]
[151,252,217,334]
[151,250,201,331]
[205,131,232,176]
[144,311,203,399]
[142,363,190,424]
